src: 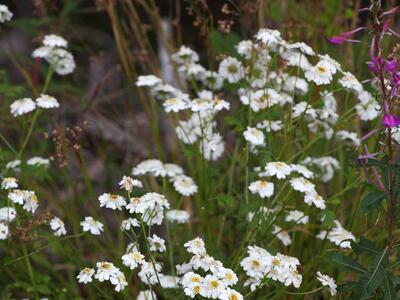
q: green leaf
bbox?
[382,275,396,300]
[355,247,388,299]
[325,252,366,274]
[360,192,387,214]
[351,237,380,256]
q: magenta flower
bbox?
[327,27,365,45]
[381,114,400,128]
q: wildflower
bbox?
[137,290,158,300]
[5,159,21,170]
[184,237,207,255]
[172,46,199,64]
[0,4,13,23]
[220,289,244,300]
[50,217,67,236]
[148,234,166,252]
[23,194,39,213]
[35,94,59,109]
[285,210,309,224]
[273,225,291,246]
[282,76,309,95]
[304,191,326,209]
[304,60,335,85]
[159,275,179,288]
[0,223,9,240]
[262,162,292,179]
[98,193,126,210]
[171,175,198,196]
[248,180,274,198]
[200,133,225,161]
[256,120,283,132]
[122,248,144,270]
[119,176,142,192]
[95,261,120,282]
[218,57,244,83]
[1,177,18,190]
[338,71,363,94]
[316,271,337,296]
[255,28,282,49]
[77,267,95,284]
[301,156,339,182]
[10,98,36,117]
[288,42,315,56]
[290,164,314,179]
[356,91,380,121]
[201,275,226,299]
[136,75,162,87]
[120,218,140,231]
[0,207,16,223]
[138,261,162,285]
[166,209,190,224]
[236,40,254,59]
[163,97,188,112]
[27,156,50,167]
[381,113,400,128]
[110,271,128,292]
[317,220,355,249]
[182,272,203,298]
[215,267,238,286]
[290,177,315,193]
[80,216,104,235]
[243,127,265,146]
[335,130,360,147]
[43,34,68,48]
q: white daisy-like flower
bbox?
[77,267,95,284]
[262,162,292,179]
[110,271,128,292]
[172,45,199,64]
[0,223,9,240]
[27,156,50,167]
[10,98,36,117]
[0,4,13,23]
[148,234,166,252]
[118,176,142,192]
[290,164,314,179]
[23,193,39,213]
[5,159,21,170]
[0,207,16,223]
[317,220,355,249]
[236,40,254,59]
[304,191,326,209]
[338,71,363,94]
[220,288,244,300]
[285,210,309,224]
[98,193,127,210]
[136,75,162,87]
[1,177,18,190]
[95,261,120,282]
[120,218,140,231]
[137,290,158,300]
[138,261,162,285]
[80,216,104,235]
[256,120,283,132]
[288,42,315,56]
[171,175,198,196]
[249,180,274,198]
[35,94,59,109]
[218,57,244,83]
[184,237,207,255]
[43,34,68,48]
[159,275,179,289]
[290,177,315,193]
[356,91,380,121]
[201,275,226,299]
[255,28,282,48]
[243,127,265,146]
[122,248,144,270]
[163,97,188,112]
[304,60,335,85]
[316,271,337,296]
[273,225,291,246]
[166,209,190,224]
[335,130,360,147]
[50,217,67,236]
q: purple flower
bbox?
[327,27,365,45]
[381,114,400,128]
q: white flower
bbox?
[50,217,67,236]
[95,261,120,282]
[163,97,188,112]
[10,98,36,117]
[23,194,39,213]
[159,275,179,289]
[255,28,282,49]
[171,175,198,196]
[80,216,104,235]
[249,180,274,198]
[317,220,355,249]
[273,225,291,246]
[132,159,165,177]
[36,94,59,109]
[122,248,144,270]
[0,4,13,23]
[304,60,335,85]
[98,193,126,210]
[243,127,265,146]
[262,162,292,179]
[338,71,363,94]
[218,57,244,83]
[256,120,283,132]
[0,223,9,240]
[110,271,128,292]
[184,237,207,255]
[148,234,166,252]
[316,271,337,296]
[336,130,360,147]
[356,91,380,121]
[301,156,339,182]
[136,75,162,87]
[121,218,140,231]
[220,289,243,300]
[5,159,21,170]
[200,133,225,161]
[138,261,162,285]
[172,46,199,64]
[1,177,18,190]
[43,34,68,48]
[215,267,238,286]
[304,191,326,209]
[27,156,50,167]
[290,177,315,193]
[290,164,314,179]
[119,176,142,192]
[166,209,190,224]
[0,207,16,222]
[285,210,308,224]
[201,275,226,299]
[77,267,95,284]
[288,42,315,56]
[236,40,254,59]
[137,290,158,300]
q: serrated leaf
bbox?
[325,252,366,274]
